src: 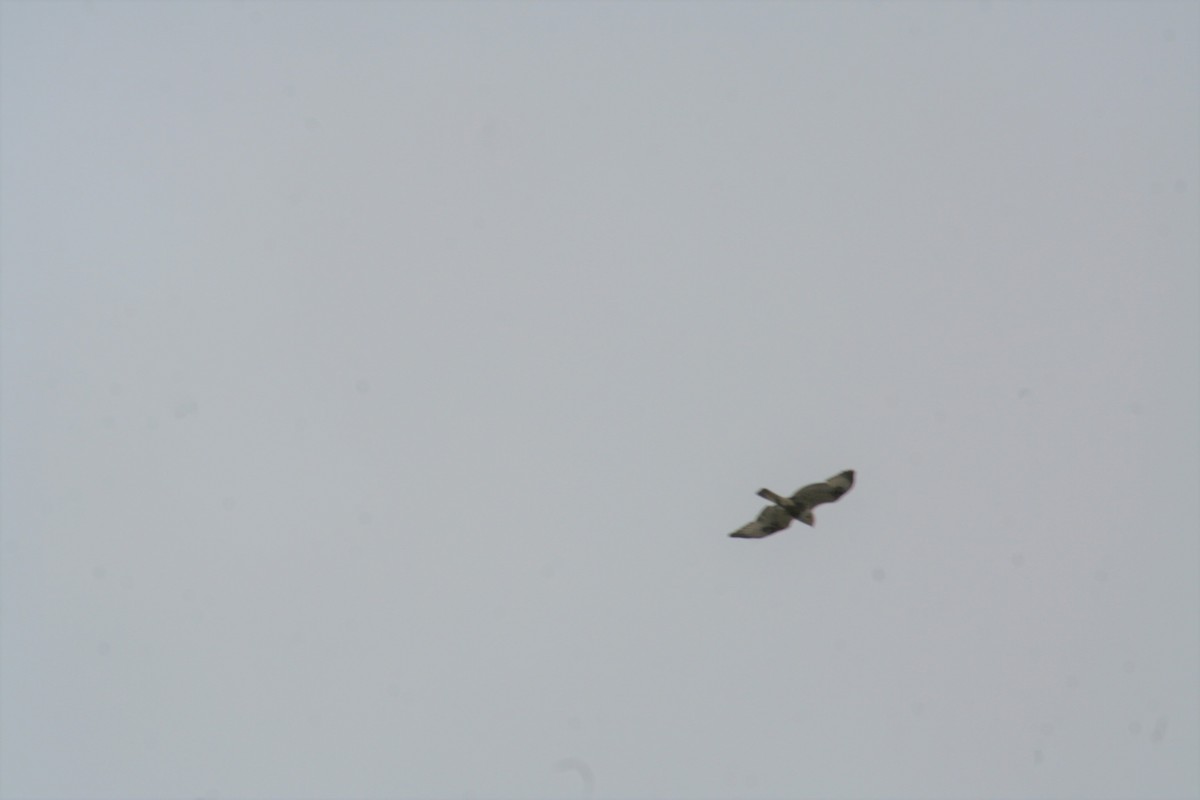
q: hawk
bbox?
[729,470,855,538]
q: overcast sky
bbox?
[2,2,1198,799]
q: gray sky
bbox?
[2,2,1197,798]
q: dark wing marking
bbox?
[791,470,855,508]
[729,504,794,538]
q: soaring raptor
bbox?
[729,470,855,538]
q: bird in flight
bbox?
[729,470,855,538]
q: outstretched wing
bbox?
[791,469,855,509]
[729,504,794,539]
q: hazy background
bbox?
[2,2,1197,798]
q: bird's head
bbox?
[799,510,815,526]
